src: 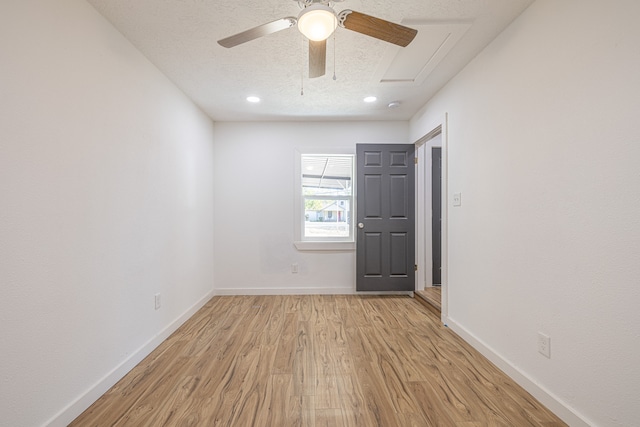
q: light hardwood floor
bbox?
[71,295,566,426]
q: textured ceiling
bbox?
[86,0,534,121]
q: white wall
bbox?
[0,1,215,426]
[410,1,640,426]
[213,121,408,294]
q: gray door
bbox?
[356,144,415,291]
[432,147,442,285]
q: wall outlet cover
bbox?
[538,332,550,358]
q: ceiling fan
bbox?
[217,0,418,78]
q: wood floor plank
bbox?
[361,323,427,382]
[293,320,316,396]
[314,375,341,409]
[334,374,378,426]
[342,311,374,366]
[312,323,336,377]
[71,295,568,427]
[272,312,297,374]
[247,295,275,332]
[288,395,315,427]
[259,295,285,346]
[332,295,352,311]
[352,361,406,427]
[344,296,370,327]
[407,380,459,426]
[315,408,346,427]
[256,374,292,427]
[361,296,404,330]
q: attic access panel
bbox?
[373,21,472,85]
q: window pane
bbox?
[302,155,352,197]
[301,154,353,240]
[304,198,350,238]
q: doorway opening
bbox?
[414,118,447,319]
[431,146,442,286]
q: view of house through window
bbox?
[301,154,354,240]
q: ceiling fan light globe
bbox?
[297,4,337,41]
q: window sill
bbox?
[294,241,355,251]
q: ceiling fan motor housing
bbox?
[297,3,338,41]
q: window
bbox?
[294,151,355,250]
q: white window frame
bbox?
[294,149,356,251]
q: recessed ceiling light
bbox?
[388,101,401,109]
[363,96,377,103]
[246,96,260,103]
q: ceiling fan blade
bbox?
[309,39,326,78]
[218,17,296,48]
[341,10,417,47]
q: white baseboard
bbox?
[214,287,354,295]
[213,288,418,296]
[45,289,215,427]
[444,315,594,427]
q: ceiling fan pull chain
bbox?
[333,31,337,81]
[301,35,305,95]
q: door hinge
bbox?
[414,157,418,165]
[414,264,418,271]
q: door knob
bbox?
[358,223,364,229]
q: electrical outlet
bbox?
[538,332,550,358]
[154,293,161,310]
[291,263,298,274]
[453,192,462,207]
